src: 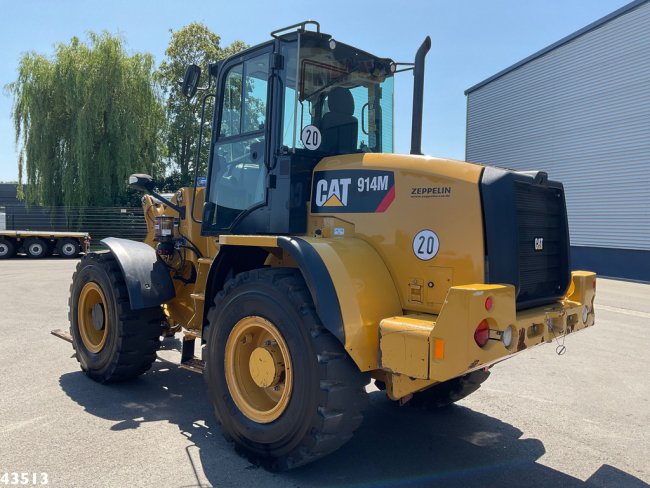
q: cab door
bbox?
[203,47,272,234]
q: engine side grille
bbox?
[480,166,571,310]
[514,182,569,305]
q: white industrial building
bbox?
[465,0,650,281]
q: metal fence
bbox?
[1,205,147,248]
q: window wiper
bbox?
[302,70,357,101]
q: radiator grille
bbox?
[514,182,569,304]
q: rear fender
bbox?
[200,235,402,371]
[278,236,402,371]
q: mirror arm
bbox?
[190,92,215,224]
[152,191,186,219]
[195,63,219,92]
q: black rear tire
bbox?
[68,252,164,383]
[24,237,47,259]
[0,237,16,259]
[58,238,81,258]
[205,268,369,471]
[408,370,491,409]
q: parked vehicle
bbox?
[0,230,89,259]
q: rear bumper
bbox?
[379,270,596,399]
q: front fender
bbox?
[101,237,175,310]
[279,236,402,371]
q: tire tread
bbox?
[205,267,368,470]
[68,252,163,383]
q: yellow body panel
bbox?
[379,316,433,380]
[186,257,213,331]
[308,153,485,315]
[142,187,218,333]
[219,235,278,247]
[379,271,596,399]
[142,187,218,259]
[299,236,402,371]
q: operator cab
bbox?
[278,29,394,155]
[200,22,397,236]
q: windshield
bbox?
[281,34,394,154]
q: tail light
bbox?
[474,320,490,348]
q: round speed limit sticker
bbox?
[301,125,321,150]
[412,230,440,260]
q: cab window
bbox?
[210,52,270,230]
[280,38,394,155]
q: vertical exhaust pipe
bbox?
[410,36,431,155]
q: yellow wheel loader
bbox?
[63,21,596,470]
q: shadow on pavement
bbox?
[59,360,648,488]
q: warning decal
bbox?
[311,170,395,214]
[301,125,321,151]
[412,229,440,260]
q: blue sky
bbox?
[0,0,632,182]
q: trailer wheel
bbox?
[0,237,16,259]
[408,370,491,409]
[58,238,81,258]
[24,238,47,259]
[205,268,369,471]
[68,252,163,383]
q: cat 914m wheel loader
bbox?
[62,21,596,470]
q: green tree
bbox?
[7,32,165,207]
[157,23,247,185]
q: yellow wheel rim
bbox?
[78,282,109,353]
[224,316,293,423]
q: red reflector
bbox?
[474,320,490,347]
[485,296,493,311]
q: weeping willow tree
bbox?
[8,32,165,207]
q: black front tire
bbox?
[205,268,369,470]
[68,252,164,383]
[0,237,16,259]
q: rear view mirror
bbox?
[181,64,201,99]
[202,201,216,225]
[128,174,155,193]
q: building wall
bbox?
[466,1,650,281]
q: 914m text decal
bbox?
[311,170,395,213]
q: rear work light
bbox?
[474,320,490,348]
[502,325,514,348]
